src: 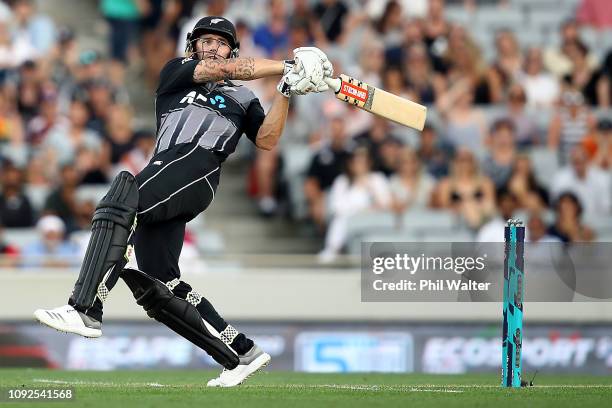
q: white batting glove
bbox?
[293,47,334,78]
[277,71,309,97]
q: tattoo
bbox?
[193,57,256,82]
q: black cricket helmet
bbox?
[185,16,240,59]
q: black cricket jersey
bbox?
[154,57,266,162]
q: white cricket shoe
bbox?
[33,305,102,338]
[207,345,271,387]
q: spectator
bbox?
[356,39,385,88]
[0,88,27,168]
[312,0,349,43]
[582,118,612,169]
[102,104,135,168]
[476,188,518,243]
[551,145,611,216]
[490,29,523,93]
[43,163,81,232]
[520,47,560,109]
[20,214,79,268]
[390,147,435,213]
[417,125,453,179]
[117,129,156,175]
[506,155,549,212]
[15,60,43,124]
[74,146,108,185]
[374,0,404,47]
[10,0,55,55]
[384,17,425,69]
[438,78,488,151]
[439,25,499,103]
[482,119,517,189]
[577,0,612,29]
[234,20,265,59]
[503,84,539,147]
[544,20,598,78]
[548,90,596,165]
[85,78,119,135]
[547,192,595,242]
[526,212,561,243]
[24,152,51,187]
[354,116,401,175]
[43,95,103,171]
[47,26,79,93]
[76,50,105,83]
[0,20,36,67]
[252,0,289,57]
[0,161,34,227]
[422,0,449,49]
[403,43,440,105]
[290,0,327,46]
[562,41,608,106]
[433,148,495,229]
[26,86,63,147]
[318,147,391,262]
[100,0,142,64]
[304,116,351,230]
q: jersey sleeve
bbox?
[156,57,200,95]
[242,98,266,144]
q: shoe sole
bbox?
[209,353,271,387]
[33,310,102,338]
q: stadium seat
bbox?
[515,0,572,9]
[579,27,601,52]
[348,231,420,255]
[420,229,474,242]
[281,145,314,219]
[600,30,612,51]
[515,28,545,49]
[402,209,457,233]
[445,6,475,26]
[193,229,226,254]
[529,10,573,33]
[3,228,38,249]
[528,147,560,188]
[529,107,553,137]
[475,7,524,30]
[583,214,612,236]
[346,212,396,237]
[593,108,612,121]
[344,212,397,255]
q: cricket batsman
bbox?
[33,16,332,387]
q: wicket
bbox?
[501,219,525,388]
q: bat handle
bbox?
[323,77,341,93]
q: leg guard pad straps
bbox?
[121,268,240,369]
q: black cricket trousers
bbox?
[86,141,253,355]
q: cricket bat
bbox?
[324,74,427,131]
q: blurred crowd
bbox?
[0,0,611,267]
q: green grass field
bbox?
[1,369,611,407]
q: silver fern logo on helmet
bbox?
[210,18,224,24]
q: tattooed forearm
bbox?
[234,57,255,80]
[193,57,256,82]
[193,57,282,83]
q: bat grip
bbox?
[323,77,342,93]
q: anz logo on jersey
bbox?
[180,91,226,108]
